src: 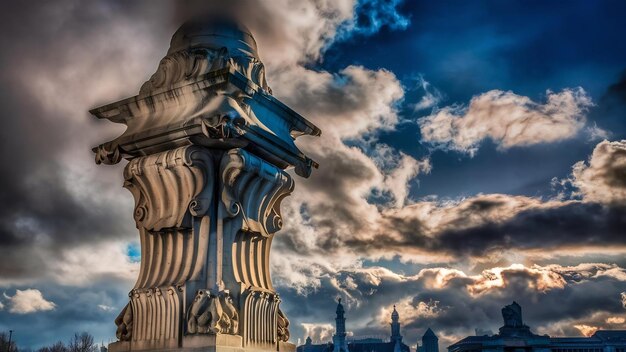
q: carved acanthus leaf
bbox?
[187,290,238,335]
[220,149,294,236]
[123,146,215,231]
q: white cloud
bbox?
[586,124,610,141]
[180,0,408,69]
[270,62,429,291]
[301,323,336,343]
[98,304,116,312]
[371,144,432,207]
[569,140,626,204]
[419,88,594,155]
[4,289,56,314]
[378,298,443,325]
[50,241,140,286]
[273,65,404,139]
[283,136,626,271]
[413,263,570,296]
[413,75,443,111]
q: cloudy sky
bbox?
[1,0,626,349]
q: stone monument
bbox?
[90,16,320,352]
[498,301,533,338]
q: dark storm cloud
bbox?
[404,269,626,340]
[434,202,626,256]
[282,139,626,262]
[280,263,626,347]
[0,2,175,344]
[0,1,173,281]
[339,198,626,260]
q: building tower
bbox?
[422,328,438,352]
[390,305,402,344]
[390,305,403,352]
[333,298,348,352]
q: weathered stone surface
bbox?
[92,15,319,352]
[91,16,319,178]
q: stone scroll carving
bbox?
[220,149,294,344]
[116,146,215,344]
[221,148,294,237]
[123,146,215,232]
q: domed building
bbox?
[448,302,626,352]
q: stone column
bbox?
[91,16,320,352]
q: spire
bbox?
[423,328,437,339]
[390,304,402,343]
[333,298,348,352]
[421,328,439,352]
[391,305,399,321]
[336,298,345,315]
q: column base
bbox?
[108,336,295,352]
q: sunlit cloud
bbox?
[3,289,56,314]
[419,88,594,156]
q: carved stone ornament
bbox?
[90,17,320,177]
[115,302,133,341]
[187,289,239,334]
[221,148,294,236]
[123,146,215,231]
[91,15,319,352]
[277,308,290,342]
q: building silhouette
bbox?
[334,299,349,352]
[448,302,626,352]
[418,328,439,352]
[298,299,434,352]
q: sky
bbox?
[0,0,626,349]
